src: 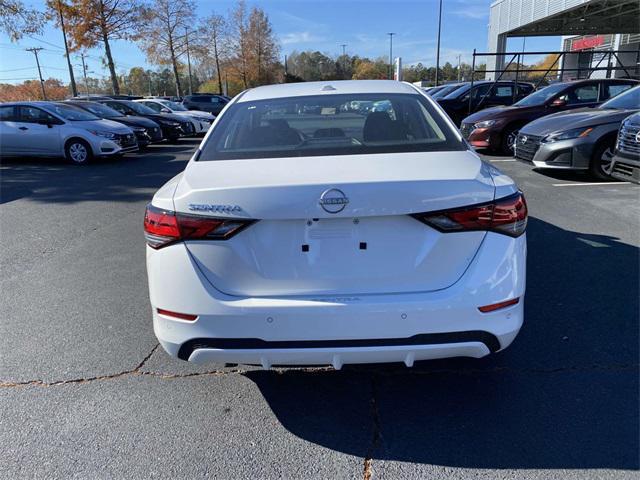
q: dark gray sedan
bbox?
[514,86,640,179]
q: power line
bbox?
[23,34,66,51]
[0,77,39,81]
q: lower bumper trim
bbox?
[177,331,501,361]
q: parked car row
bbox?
[0,98,215,165]
[436,77,638,180]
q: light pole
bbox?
[457,54,461,81]
[435,0,443,86]
[340,44,347,77]
[387,33,395,80]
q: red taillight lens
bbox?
[413,192,527,237]
[157,308,198,321]
[144,204,254,249]
[478,297,520,313]
[144,205,180,248]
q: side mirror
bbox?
[550,98,567,107]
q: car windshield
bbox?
[48,103,99,121]
[442,83,479,99]
[160,100,188,111]
[600,86,640,110]
[78,102,122,118]
[199,93,465,161]
[124,101,156,115]
[514,83,567,107]
[433,84,466,99]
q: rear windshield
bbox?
[198,93,464,161]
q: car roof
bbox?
[238,80,419,102]
[2,101,52,107]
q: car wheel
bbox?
[501,127,518,156]
[65,139,92,165]
[590,141,615,181]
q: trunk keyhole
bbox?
[359,242,367,250]
[302,244,310,252]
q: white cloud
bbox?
[450,5,489,20]
[281,32,326,45]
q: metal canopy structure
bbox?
[509,0,640,36]
[486,0,640,79]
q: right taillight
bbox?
[412,192,527,237]
[144,204,255,249]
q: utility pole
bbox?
[435,0,443,86]
[147,70,153,96]
[387,33,395,80]
[185,27,193,96]
[56,0,77,97]
[26,47,46,100]
[457,54,462,81]
[340,44,347,77]
[79,53,89,97]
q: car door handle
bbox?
[19,126,28,131]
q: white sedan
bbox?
[144,80,527,369]
[135,99,214,134]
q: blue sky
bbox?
[0,0,562,84]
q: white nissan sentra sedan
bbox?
[145,80,527,369]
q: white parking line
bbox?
[490,159,516,162]
[552,182,632,187]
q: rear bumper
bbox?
[147,232,526,368]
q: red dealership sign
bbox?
[571,35,605,51]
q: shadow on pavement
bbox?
[0,140,199,204]
[246,217,639,470]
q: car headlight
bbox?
[473,120,496,129]
[87,129,117,139]
[189,115,203,121]
[542,127,593,143]
[160,121,180,127]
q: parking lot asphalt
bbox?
[1,141,638,479]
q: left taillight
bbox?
[412,192,527,238]
[144,204,254,249]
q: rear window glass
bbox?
[199,93,465,161]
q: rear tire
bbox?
[501,127,518,156]
[590,140,615,181]
[64,139,92,165]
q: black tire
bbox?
[500,126,519,156]
[590,140,616,181]
[64,138,92,165]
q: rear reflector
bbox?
[413,192,527,237]
[478,298,520,313]
[144,204,255,249]
[157,308,198,321]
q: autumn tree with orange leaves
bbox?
[64,0,145,95]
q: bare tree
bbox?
[246,6,279,86]
[196,13,227,95]
[138,0,195,97]
[227,0,249,89]
[65,0,144,94]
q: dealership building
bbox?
[486,0,640,80]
